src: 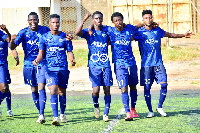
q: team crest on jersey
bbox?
[126,31,129,35]
[59,38,64,43]
[37,33,41,37]
[153,31,157,35]
[102,33,107,37]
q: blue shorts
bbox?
[89,67,113,88]
[45,69,70,89]
[23,65,46,87]
[140,64,167,86]
[0,64,11,84]
[114,65,138,88]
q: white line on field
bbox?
[103,107,125,133]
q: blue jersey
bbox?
[39,31,73,71]
[134,27,165,67]
[81,26,110,68]
[14,25,50,67]
[107,24,137,67]
[0,30,8,65]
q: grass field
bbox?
[0,90,199,132]
[7,43,200,71]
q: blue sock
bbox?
[92,93,99,108]
[121,92,130,113]
[32,92,40,111]
[59,95,66,114]
[0,91,6,105]
[39,89,46,115]
[51,95,58,117]
[5,91,11,111]
[144,85,153,112]
[104,95,111,115]
[130,90,137,108]
[158,83,168,108]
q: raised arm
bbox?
[0,24,11,42]
[67,51,76,66]
[33,50,45,66]
[165,30,195,38]
[10,34,18,50]
[11,49,19,66]
[75,13,91,37]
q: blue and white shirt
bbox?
[0,30,9,65]
[134,26,166,67]
[81,26,111,68]
[14,25,50,67]
[107,24,137,67]
[39,31,73,71]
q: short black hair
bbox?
[92,11,103,18]
[50,14,60,20]
[111,12,123,21]
[142,10,152,16]
[28,12,38,19]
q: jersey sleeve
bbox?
[39,35,46,50]
[132,28,140,41]
[80,28,89,39]
[14,29,25,46]
[158,27,166,38]
[126,24,137,36]
[0,30,7,41]
[66,40,73,52]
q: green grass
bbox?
[7,44,200,71]
[191,82,200,85]
[0,91,200,132]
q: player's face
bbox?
[143,14,153,27]
[92,14,103,27]
[28,15,39,31]
[112,16,123,30]
[49,18,60,31]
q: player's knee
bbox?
[130,85,137,91]
[161,83,168,94]
[103,86,110,96]
[31,86,38,92]
[121,86,128,93]
[38,83,45,90]
[0,84,9,93]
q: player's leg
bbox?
[115,65,132,120]
[155,65,168,117]
[128,65,139,118]
[23,67,39,111]
[58,70,69,123]
[46,70,59,126]
[140,67,154,117]
[0,65,13,117]
[36,65,46,124]
[102,67,113,122]
[89,67,101,118]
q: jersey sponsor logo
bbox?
[115,39,130,46]
[91,41,107,47]
[48,47,64,51]
[145,38,158,44]
[27,39,39,46]
[91,51,108,63]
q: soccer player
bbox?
[0,24,19,117]
[75,11,113,122]
[107,12,140,121]
[33,14,75,126]
[10,12,50,124]
[133,10,195,117]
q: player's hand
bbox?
[14,57,19,66]
[33,59,39,66]
[71,59,76,66]
[83,13,91,22]
[66,33,73,41]
[185,30,195,38]
[0,24,8,31]
[152,22,159,28]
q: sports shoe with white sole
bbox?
[7,110,14,117]
[94,107,100,118]
[0,106,2,117]
[125,112,133,121]
[147,112,154,118]
[157,108,167,117]
[103,114,109,122]
[60,114,67,123]
[52,117,60,126]
[36,115,46,124]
